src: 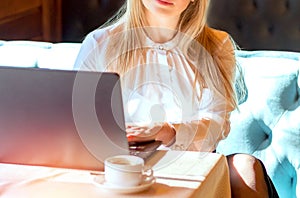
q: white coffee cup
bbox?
[104,155,153,187]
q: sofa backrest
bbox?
[0,41,81,69]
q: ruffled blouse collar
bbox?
[140,27,180,51]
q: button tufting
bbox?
[285,0,290,10]
[267,24,275,35]
[252,0,258,9]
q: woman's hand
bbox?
[126,123,176,146]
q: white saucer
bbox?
[93,175,155,194]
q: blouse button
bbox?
[158,45,164,50]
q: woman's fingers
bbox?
[127,134,155,142]
[126,123,174,144]
[126,125,158,142]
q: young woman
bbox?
[74,0,278,197]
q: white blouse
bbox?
[74,23,230,151]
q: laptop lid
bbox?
[0,66,129,171]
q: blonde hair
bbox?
[101,0,242,111]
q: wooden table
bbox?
[0,151,231,198]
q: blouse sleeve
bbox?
[171,88,231,152]
[73,29,109,72]
[171,33,236,152]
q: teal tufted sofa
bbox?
[0,40,81,70]
[217,50,300,198]
[0,40,299,198]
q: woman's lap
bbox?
[225,153,279,198]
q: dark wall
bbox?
[62,0,300,51]
[62,0,125,42]
[207,0,300,51]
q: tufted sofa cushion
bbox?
[217,50,300,198]
[37,43,81,70]
[0,41,81,70]
[0,41,52,67]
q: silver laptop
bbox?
[0,66,161,171]
[0,66,134,171]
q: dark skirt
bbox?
[258,159,280,198]
[223,152,279,198]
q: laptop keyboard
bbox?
[129,140,162,160]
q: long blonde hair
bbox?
[101,0,242,111]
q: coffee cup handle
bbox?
[142,166,154,181]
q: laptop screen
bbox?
[0,66,129,171]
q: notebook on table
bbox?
[0,66,161,171]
